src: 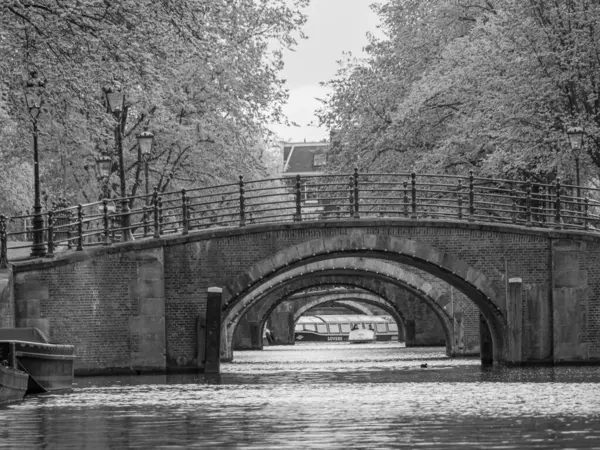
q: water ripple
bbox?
[1,345,600,449]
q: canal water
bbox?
[2,343,600,449]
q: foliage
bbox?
[317,0,600,185]
[0,0,308,212]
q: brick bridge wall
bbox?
[7,219,600,373]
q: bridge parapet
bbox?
[2,171,599,266]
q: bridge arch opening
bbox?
[291,293,406,341]
[225,258,460,361]
[229,278,411,351]
[245,287,408,340]
[294,293,391,320]
[222,235,506,364]
[260,286,409,344]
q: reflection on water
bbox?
[2,343,600,449]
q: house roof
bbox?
[282,142,329,174]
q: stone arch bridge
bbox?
[0,171,599,373]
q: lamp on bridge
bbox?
[137,127,154,236]
[567,126,585,210]
[137,127,154,199]
[102,82,132,241]
[95,144,112,200]
[24,70,47,257]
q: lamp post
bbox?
[137,128,154,236]
[95,148,115,243]
[137,127,154,199]
[95,148,112,200]
[24,71,47,257]
[567,126,584,211]
[102,83,132,241]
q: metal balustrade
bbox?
[1,170,599,268]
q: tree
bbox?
[0,0,308,212]
[318,0,600,185]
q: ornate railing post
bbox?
[181,189,189,235]
[511,184,517,224]
[410,173,417,219]
[348,176,354,217]
[468,170,474,222]
[525,180,532,227]
[46,211,55,257]
[403,181,409,217]
[121,198,133,242]
[76,204,84,251]
[103,200,111,246]
[239,176,246,227]
[143,197,150,238]
[0,215,8,269]
[158,197,164,235]
[153,187,160,239]
[353,168,360,219]
[67,212,73,249]
[294,175,302,221]
[186,196,193,230]
[555,178,562,229]
[457,180,463,220]
[583,196,589,230]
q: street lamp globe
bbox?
[137,127,154,160]
[102,84,124,117]
[567,126,585,157]
[95,151,112,179]
[24,71,45,118]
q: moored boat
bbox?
[295,315,399,342]
[0,364,28,405]
[0,328,75,393]
[348,328,376,344]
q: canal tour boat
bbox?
[0,328,75,393]
[294,315,399,343]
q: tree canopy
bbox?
[0,0,307,215]
[317,0,600,185]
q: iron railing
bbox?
[1,171,599,268]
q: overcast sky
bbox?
[270,1,382,143]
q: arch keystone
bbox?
[383,237,418,257]
[307,238,327,256]
[323,235,357,253]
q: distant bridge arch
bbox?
[294,293,387,320]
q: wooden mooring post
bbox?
[204,287,223,374]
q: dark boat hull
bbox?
[0,365,28,405]
[15,343,75,392]
[295,332,398,342]
[0,328,75,393]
